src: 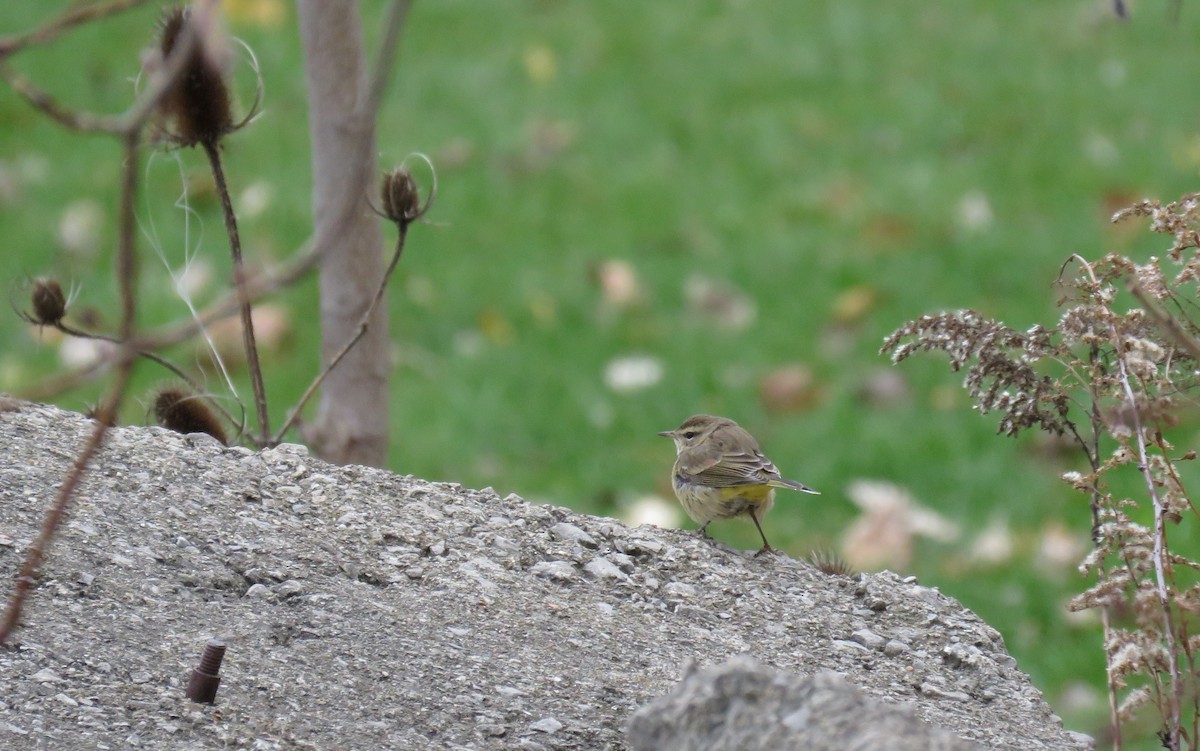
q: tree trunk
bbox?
[297,0,389,467]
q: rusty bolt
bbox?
[186,638,226,704]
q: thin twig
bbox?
[1,129,143,646]
[202,139,269,444]
[0,0,150,59]
[15,231,331,403]
[365,0,414,119]
[1100,606,1123,751]
[53,322,241,431]
[0,367,132,645]
[274,224,409,443]
[0,0,215,135]
[1110,325,1184,751]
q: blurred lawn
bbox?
[5,1,1200,746]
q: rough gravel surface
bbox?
[0,403,1092,750]
[627,656,985,750]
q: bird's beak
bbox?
[656,430,673,438]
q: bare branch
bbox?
[366,0,415,119]
[0,0,150,59]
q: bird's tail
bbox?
[770,478,820,494]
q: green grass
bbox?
[5,2,1200,747]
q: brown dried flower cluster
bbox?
[884,195,1200,749]
[882,311,1070,437]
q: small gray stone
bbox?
[608,552,636,572]
[276,580,305,598]
[530,560,577,582]
[884,640,911,657]
[943,643,984,669]
[550,522,598,549]
[850,628,885,651]
[615,537,665,556]
[244,583,271,599]
[920,682,971,702]
[584,557,628,581]
[663,581,698,599]
[529,717,563,734]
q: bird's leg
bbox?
[697,522,711,539]
[749,512,777,557]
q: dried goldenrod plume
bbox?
[153,386,228,445]
[883,199,1200,748]
[158,5,233,147]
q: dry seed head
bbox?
[381,168,420,225]
[154,387,228,445]
[808,549,855,577]
[158,6,233,147]
[30,278,66,325]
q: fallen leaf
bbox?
[204,303,291,366]
[858,368,910,408]
[759,363,820,414]
[831,285,878,325]
[57,199,104,258]
[968,516,1014,565]
[603,355,663,394]
[684,273,755,331]
[592,259,644,309]
[841,479,959,571]
[523,44,557,85]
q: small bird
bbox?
[658,414,819,556]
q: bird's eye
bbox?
[683,431,697,439]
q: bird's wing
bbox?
[681,449,778,488]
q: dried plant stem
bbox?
[1099,604,1123,751]
[1,130,143,645]
[274,224,409,443]
[366,0,414,117]
[1127,279,1200,364]
[0,363,133,646]
[17,229,332,403]
[201,139,269,445]
[57,324,240,431]
[0,1,213,135]
[1075,251,1184,746]
[0,0,150,59]
[1113,331,1183,749]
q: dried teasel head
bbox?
[158,5,233,147]
[153,386,228,445]
[29,277,67,326]
[380,167,421,226]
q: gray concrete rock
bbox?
[627,656,981,750]
[0,403,1092,750]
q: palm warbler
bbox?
[658,414,819,555]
